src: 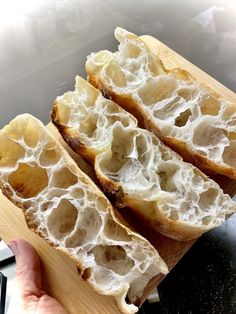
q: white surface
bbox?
[0,0,235,127]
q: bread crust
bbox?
[94,157,207,241]
[51,103,96,164]
[52,78,235,241]
[88,74,236,180]
[52,110,201,241]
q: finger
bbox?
[8,239,42,299]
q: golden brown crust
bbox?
[53,107,129,211]
[125,206,205,241]
[52,101,96,164]
[95,167,205,241]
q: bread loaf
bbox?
[86,27,236,179]
[52,76,236,241]
[0,114,168,314]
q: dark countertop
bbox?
[140,213,236,314]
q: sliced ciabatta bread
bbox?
[0,114,168,314]
[52,76,236,241]
[86,27,236,179]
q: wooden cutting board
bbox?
[0,34,236,314]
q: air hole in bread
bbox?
[8,163,48,198]
[152,98,180,120]
[202,216,212,225]
[177,87,198,101]
[105,61,126,87]
[102,129,131,174]
[102,103,132,127]
[39,148,60,166]
[106,113,131,128]
[71,188,85,199]
[93,267,115,288]
[136,134,149,165]
[148,58,163,76]
[192,122,226,147]
[65,206,103,246]
[47,189,67,199]
[52,167,77,189]
[222,140,236,168]
[174,109,192,127]
[40,201,53,212]
[158,164,179,192]
[0,138,25,167]
[91,245,134,276]
[198,188,218,209]
[158,171,176,192]
[47,199,78,239]
[96,196,109,212]
[65,229,87,248]
[79,115,98,138]
[90,50,112,67]
[6,117,41,148]
[104,217,131,241]
[75,77,98,108]
[169,210,179,220]
[106,101,122,114]
[131,250,147,263]
[222,105,236,120]
[200,96,221,116]
[120,42,142,59]
[81,206,102,229]
[138,77,176,106]
[22,123,41,148]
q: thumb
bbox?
[8,239,43,300]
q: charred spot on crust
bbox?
[133,296,141,307]
[65,136,86,152]
[81,267,91,280]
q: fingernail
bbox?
[8,240,18,255]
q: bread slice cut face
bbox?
[52,76,236,241]
[0,114,168,314]
[86,27,236,179]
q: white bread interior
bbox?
[52,76,236,241]
[85,27,236,179]
[0,114,168,314]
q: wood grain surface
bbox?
[0,34,235,313]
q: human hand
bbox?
[8,239,67,314]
